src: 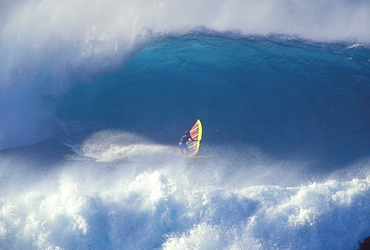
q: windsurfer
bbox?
[178,130,196,155]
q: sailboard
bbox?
[186,119,202,157]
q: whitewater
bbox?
[0,0,370,249]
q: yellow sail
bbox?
[186,119,202,156]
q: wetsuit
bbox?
[178,132,195,153]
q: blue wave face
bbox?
[1,0,370,149]
[56,35,370,169]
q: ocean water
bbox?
[0,0,370,249]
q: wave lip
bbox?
[3,0,370,43]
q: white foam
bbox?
[0,155,369,249]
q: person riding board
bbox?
[178,130,196,155]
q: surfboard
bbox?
[187,155,216,159]
[186,119,202,157]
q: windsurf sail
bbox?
[186,119,202,156]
